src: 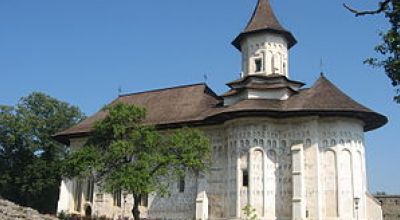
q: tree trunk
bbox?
[132,194,141,220]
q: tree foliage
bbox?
[62,103,210,220]
[0,92,85,213]
[345,0,400,102]
[242,204,257,220]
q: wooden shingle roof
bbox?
[232,0,297,50]
[54,84,221,144]
[54,76,387,144]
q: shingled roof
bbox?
[287,75,373,111]
[54,76,387,145]
[210,76,387,131]
[54,84,221,144]
[222,75,305,97]
[232,0,297,50]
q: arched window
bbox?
[255,58,263,73]
[242,169,249,187]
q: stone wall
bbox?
[0,198,58,220]
[375,195,400,220]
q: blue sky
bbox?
[0,0,399,194]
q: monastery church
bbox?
[54,0,388,219]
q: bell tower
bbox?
[232,0,296,78]
[223,0,303,105]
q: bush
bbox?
[57,213,114,220]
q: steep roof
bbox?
[244,0,287,33]
[232,0,297,50]
[54,76,387,144]
[211,76,387,131]
[54,84,221,144]
[287,75,372,111]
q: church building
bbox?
[55,0,387,219]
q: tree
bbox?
[242,204,257,220]
[242,204,258,220]
[344,0,400,103]
[0,92,85,213]
[62,103,210,220]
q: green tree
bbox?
[0,92,85,213]
[62,103,210,220]
[242,204,257,220]
[344,0,400,102]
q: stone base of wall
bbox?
[0,198,58,220]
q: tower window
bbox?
[255,58,263,73]
[243,170,249,187]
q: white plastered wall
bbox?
[57,117,379,220]
[240,33,289,77]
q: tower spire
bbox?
[232,0,296,50]
[244,0,286,33]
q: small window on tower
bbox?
[255,58,262,73]
[242,170,249,187]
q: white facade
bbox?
[223,87,295,106]
[240,33,289,78]
[57,117,382,220]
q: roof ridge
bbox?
[119,83,207,97]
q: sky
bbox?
[0,0,399,194]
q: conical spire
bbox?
[244,0,285,33]
[232,0,296,50]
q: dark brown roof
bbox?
[232,0,297,50]
[287,76,371,111]
[223,75,304,97]
[54,76,387,144]
[244,0,286,33]
[54,84,221,144]
[210,76,387,131]
[222,85,298,98]
[227,75,305,88]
